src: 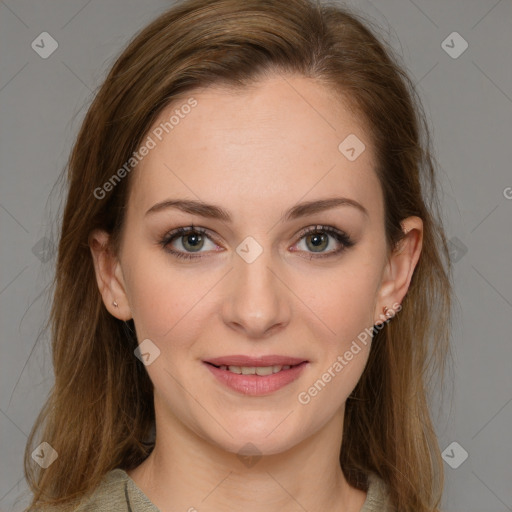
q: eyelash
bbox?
[159,224,355,261]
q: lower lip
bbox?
[204,362,308,396]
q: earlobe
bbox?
[88,229,132,321]
[374,216,423,324]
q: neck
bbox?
[127,405,366,512]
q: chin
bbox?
[198,416,310,459]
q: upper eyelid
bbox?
[163,226,219,244]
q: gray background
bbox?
[1,0,511,511]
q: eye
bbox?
[160,225,220,260]
[291,224,355,259]
[160,224,355,261]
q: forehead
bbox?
[128,74,381,221]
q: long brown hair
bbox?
[24,0,452,510]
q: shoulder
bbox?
[71,469,130,512]
[360,472,395,512]
[71,468,159,512]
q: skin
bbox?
[90,73,423,512]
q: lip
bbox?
[203,357,309,396]
[204,355,307,367]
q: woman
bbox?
[24,0,452,510]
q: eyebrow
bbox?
[145,197,368,222]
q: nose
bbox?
[221,247,291,339]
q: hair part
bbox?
[24,1,452,510]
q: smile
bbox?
[203,357,309,396]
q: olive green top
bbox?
[70,468,393,511]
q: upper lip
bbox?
[204,355,307,367]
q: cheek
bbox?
[295,266,377,416]
[123,249,217,342]
[292,258,382,345]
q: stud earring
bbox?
[383,306,389,317]
[113,301,119,308]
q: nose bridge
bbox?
[222,241,290,337]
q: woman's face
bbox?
[91,74,421,456]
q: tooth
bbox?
[255,366,274,376]
[225,365,292,375]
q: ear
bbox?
[88,229,132,321]
[374,216,423,324]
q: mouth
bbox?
[203,355,309,396]
[205,362,304,376]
